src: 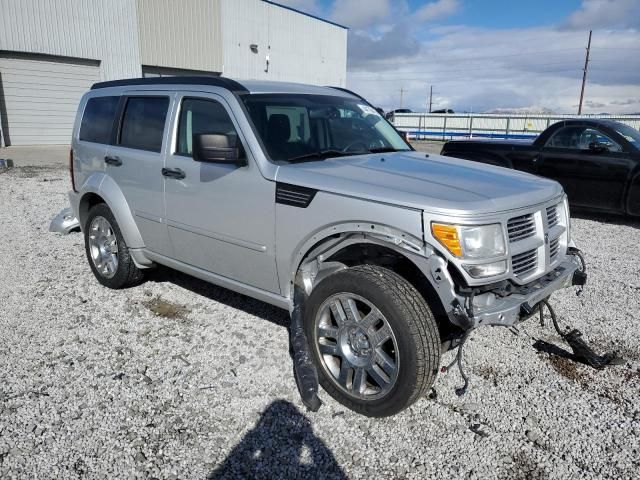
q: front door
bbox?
[163,94,279,294]
[537,125,632,212]
[105,93,174,255]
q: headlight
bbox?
[431,223,506,259]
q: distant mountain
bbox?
[485,106,557,115]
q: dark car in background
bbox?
[385,108,413,121]
[441,119,640,216]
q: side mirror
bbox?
[588,141,608,154]
[193,133,247,166]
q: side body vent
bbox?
[275,182,317,208]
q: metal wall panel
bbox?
[0,54,99,145]
[220,0,347,86]
[0,0,141,80]
[135,0,223,73]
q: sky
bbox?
[277,0,640,114]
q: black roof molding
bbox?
[327,86,365,100]
[91,76,248,92]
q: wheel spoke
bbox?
[360,309,380,331]
[317,325,339,339]
[353,367,367,395]
[375,349,397,377]
[337,360,352,389]
[367,365,390,388]
[319,342,339,356]
[329,300,347,326]
[341,298,361,323]
[370,324,392,347]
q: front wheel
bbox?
[84,203,144,289]
[304,265,441,417]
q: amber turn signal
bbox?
[431,223,462,257]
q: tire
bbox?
[84,203,144,289]
[304,264,441,417]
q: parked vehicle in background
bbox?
[432,109,455,114]
[385,108,412,121]
[60,77,587,417]
[441,119,640,216]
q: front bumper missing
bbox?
[462,257,583,328]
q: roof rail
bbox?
[327,86,365,101]
[91,76,248,92]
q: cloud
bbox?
[564,0,640,29]
[347,26,640,114]
[273,0,321,15]
[348,25,421,65]
[329,0,392,29]
[415,0,460,22]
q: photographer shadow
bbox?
[207,400,347,480]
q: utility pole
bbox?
[428,85,433,113]
[578,30,592,115]
[400,88,404,108]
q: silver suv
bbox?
[62,77,586,417]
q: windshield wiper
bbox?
[367,147,410,153]
[287,150,357,163]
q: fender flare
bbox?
[77,173,145,249]
[287,223,460,324]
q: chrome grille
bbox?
[549,237,560,260]
[512,249,537,276]
[507,213,536,242]
[546,205,559,228]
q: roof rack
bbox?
[91,76,248,92]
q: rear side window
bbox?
[79,96,119,144]
[119,97,169,152]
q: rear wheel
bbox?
[84,203,144,289]
[304,264,441,417]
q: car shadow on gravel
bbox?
[572,210,640,229]
[207,400,346,480]
[147,266,290,328]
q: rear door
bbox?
[105,93,174,255]
[163,94,279,293]
[537,125,632,212]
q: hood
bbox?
[276,151,562,216]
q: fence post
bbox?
[468,115,473,138]
[505,117,510,139]
[442,115,447,141]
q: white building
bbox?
[0,0,347,146]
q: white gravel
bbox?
[1,163,639,479]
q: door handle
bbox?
[104,156,122,166]
[161,167,186,180]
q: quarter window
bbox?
[177,98,238,156]
[79,96,119,144]
[119,97,169,152]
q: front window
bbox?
[613,123,640,149]
[241,94,410,162]
[546,125,622,152]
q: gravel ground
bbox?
[1,163,639,480]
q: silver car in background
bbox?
[62,77,586,417]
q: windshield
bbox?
[241,94,411,162]
[613,123,640,149]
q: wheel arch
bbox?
[77,173,145,249]
[290,226,464,343]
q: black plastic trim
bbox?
[276,182,317,208]
[91,76,249,93]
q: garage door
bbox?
[0,54,100,146]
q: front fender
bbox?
[78,172,145,249]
